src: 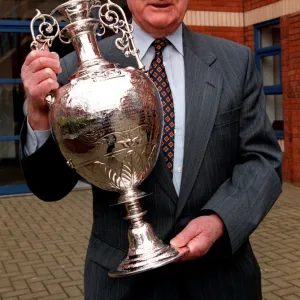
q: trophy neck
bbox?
[51,0,113,71]
[62,19,112,72]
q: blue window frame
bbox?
[0,20,32,196]
[254,18,283,139]
[0,20,89,196]
[254,18,282,95]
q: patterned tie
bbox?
[149,39,175,173]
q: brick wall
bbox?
[188,0,281,13]
[281,13,300,185]
[189,0,243,12]
[188,26,244,44]
[244,0,281,12]
[244,25,254,49]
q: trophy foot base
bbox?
[108,245,189,278]
[109,190,189,278]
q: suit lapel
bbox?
[118,55,138,69]
[176,27,223,218]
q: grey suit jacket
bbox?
[20,24,282,300]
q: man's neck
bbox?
[131,19,184,59]
[132,17,181,39]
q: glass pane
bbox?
[0,83,25,136]
[266,94,283,125]
[0,0,63,20]
[261,55,281,86]
[0,83,26,187]
[0,140,25,186]
[0,32,32,79]
[260,24,280,48]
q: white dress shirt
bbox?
[25,20,186,195]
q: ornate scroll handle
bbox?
[30,9,59,106]
[30,9,60,51]
[98,0,146,71]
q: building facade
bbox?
[0,0,299,196]
[185,0,300,186]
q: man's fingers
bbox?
[188,234,210,257]
[34,68,58,84]
[30,79,59,101]
[170,220,200,248]
[171,215,225,263]
[23,50,59,67]
[177,234,211,262]
[23,68,57,97]
[28,57,62,74]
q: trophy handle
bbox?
[30,10,60,106]
[97,0,146,71]
[30,9,61,51]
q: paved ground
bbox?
[0,183,300,300]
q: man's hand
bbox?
[21,49,62,130]
[170,214,225,262]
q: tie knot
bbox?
[153,38,169,52]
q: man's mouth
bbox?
[151,3,171,8]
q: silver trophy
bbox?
[30,0,188,277]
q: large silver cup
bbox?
[30,0,188,277]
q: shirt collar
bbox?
[131,19,184,59]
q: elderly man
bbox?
[20,0,282,299]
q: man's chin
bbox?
[146,18,176,30]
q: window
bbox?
[0,20,74,196]
[254,19,283,139]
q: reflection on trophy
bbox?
[29,0,188,277]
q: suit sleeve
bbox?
[201,47,283,255]
[19,56,81,202]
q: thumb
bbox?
[170,221,199,248]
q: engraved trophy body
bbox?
[30,0,188,277]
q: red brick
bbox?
[189,0,243,12]
[280,13,300,184]
[244,0,280,12]
[188,26,244,44]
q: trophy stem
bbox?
[108,188,189,277]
